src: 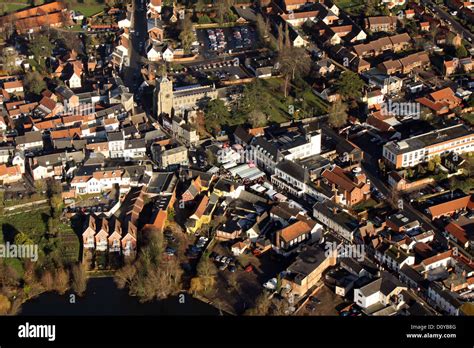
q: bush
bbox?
[198,15,212,24]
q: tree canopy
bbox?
[24,71,47,95]
[204,99,230,135]
[335,71,365,100]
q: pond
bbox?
[19,277,220,316]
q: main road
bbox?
[421,0,474,46]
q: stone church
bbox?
[155,74,218,116]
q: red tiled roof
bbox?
[3,80,23,90]
[428,196,472,218]
[445,222,468,244]
[193,195,209,218]
[279,220,311,242]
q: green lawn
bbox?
[72,4,103,17]
[333,0,365,14]
[64,0,104,17]
[2,3,29,14]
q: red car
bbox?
[244,265,253,273]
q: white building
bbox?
[354,276,407,310]
[71,169,126,195]
[383,125,474,169]
[123,139,147,160]
[251,127,321,174]
[427,283,462,315]
[107,131,125,158]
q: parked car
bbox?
[215,255,222,262]
[228,265,236,273]
[263,278,277,290]
[244,265,253,273]
[218,263,228,271]
[309,296,321,304]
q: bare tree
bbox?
[278,47,311,98]
[54,268,70,295]
[328,99,348,128]
[71,264,88,296]
[41,271,54,291]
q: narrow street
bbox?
[123,0,148,90]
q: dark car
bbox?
[165,247,176,256]
[228,265,236,273]
[309,296,321,304]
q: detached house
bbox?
[274,218,318,255]
[354,274,407,312]
[147,0,162,17]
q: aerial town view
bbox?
[0,0,474,343]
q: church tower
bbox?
[156,73,173,116]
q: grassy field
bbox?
[259,78,293,123]
[63,0,104,17]
[3,3,28,13]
